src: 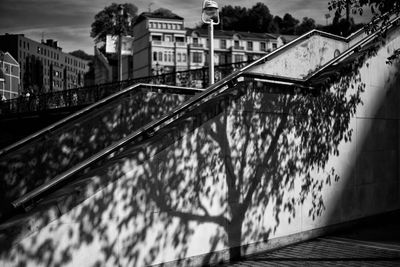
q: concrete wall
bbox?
[248,34,348,79]
[1,27,400,267]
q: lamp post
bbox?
[0,52,5,100]
[202,0,219,85]
[112,5,133,82]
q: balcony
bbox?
[151,41,175,47]
[190,43,204,49]
[175,42,187,47]
[230,45,244,51]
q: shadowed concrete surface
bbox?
[220,211,400,266]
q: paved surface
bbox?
[220,212,400,266]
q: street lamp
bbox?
[0,52,5,100]
[112,4,133,82]
[202,0,219,85]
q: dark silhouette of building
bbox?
[0,34,89,94]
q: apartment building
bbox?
[133,12,187,78]
[0,34,89,94]
[131,12,297,78]
[0,51,20,100]
[187,28,282,68]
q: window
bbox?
[175,36,184,42]
[219,54,227,64]
[158,52,163,61]
[182,53,187,62]
[192,52,202,63]
[260,42,266,51]
[164,52,167,62]
[177,53,181,62]
[152,35,161,41]
[193,38,199,45]
[220,39,226,49]
[37,47,41,53]
[272,43,277,50]
[165,35,172,42]
[153,51,157,61]
[234,54,244,62]
[234,40,239,48]
[247,41,253,51]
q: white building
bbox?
[0,51,20,100]
[133,12,187,78]
[130,12,297,79]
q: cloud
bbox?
[0,0,94,30]
[6,26,94,54]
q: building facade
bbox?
[133,12,187,78]
[0,51,20,100]
[0,34,89,94]
[132,12,297,78]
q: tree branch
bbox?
[168,209,228,227]
[242,98,291,209]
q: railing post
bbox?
[202,68,207,88]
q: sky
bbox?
[0,0,372,55]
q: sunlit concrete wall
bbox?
[249,34,348,79]
[1,28,400,267]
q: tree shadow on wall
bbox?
[0,89,192,221]
[1,43,387,267]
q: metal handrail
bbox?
[0,61,248,116]
[0,84,202,156]
[11,13,399,209]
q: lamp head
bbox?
[202,0,219,24]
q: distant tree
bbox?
[69,50,93,61]
[273,16,284,33]
[274,13,300,34]
[295,17,317,35]
[247,2,276,32]
[151,8,179,18]
[217,3,278,32]
[328,0,400,62]
[321,17,364,36]
[90,3,138,44]
[219,5,248,31]
[329,0,399,18]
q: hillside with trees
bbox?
[197,2,364,36]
